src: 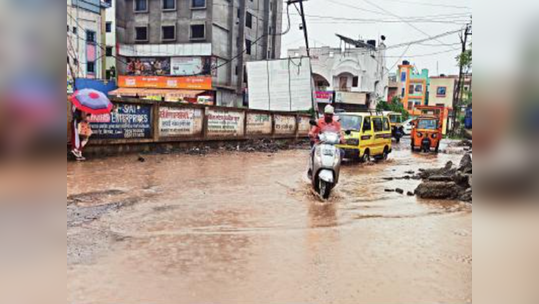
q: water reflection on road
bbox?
[67,140,471,304]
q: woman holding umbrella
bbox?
[69,89,113,161]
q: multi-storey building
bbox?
[113,0,283,106]
[67,0,110,84]
[396,61,429,114]
[104,0,117,81]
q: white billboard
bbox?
[247,58,313,111]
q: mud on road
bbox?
[67,138,471,304]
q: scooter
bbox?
[308,121,342,199]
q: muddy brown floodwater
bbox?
[67,139,472,304]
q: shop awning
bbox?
[109,88,206,101]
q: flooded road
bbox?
[67,139,472,304]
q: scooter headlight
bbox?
[417,132,423,138]
[431,133,438,139]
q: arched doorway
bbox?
[313,73,330,91]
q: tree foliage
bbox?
[376,96,410,120]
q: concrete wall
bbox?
[68,98,310,150]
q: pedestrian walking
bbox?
[71,108,92,161]
[69,88,113,161]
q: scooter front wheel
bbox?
[319,179,332,200]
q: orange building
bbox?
[396,61,429,116]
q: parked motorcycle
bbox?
[308,121,342,199]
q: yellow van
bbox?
[336,112,393,162]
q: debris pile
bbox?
[414,153,473,202]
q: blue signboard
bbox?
[88,103,153,139]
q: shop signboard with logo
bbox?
[315,91,334,104]
[159,107,203,137]
[88,103,152,139]
[118,75,212,90]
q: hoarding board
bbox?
[126,57,171,76]
[246,113,272,135]
[159,107,203,137]
[247,58,313,112]
[171,57,213,76]
[274,115,296,135]
[118,75,212,90]
[88,103,152,139]
[206,109,245,137]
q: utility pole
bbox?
[450,23,472,136]
[287,0,317,117]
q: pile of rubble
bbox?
[149,139,310,157]
[414,153,473,202]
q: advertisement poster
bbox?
[246,113,272,135]
[159,107,203,137]
[126,57,171,76]
[274,115,296,135]
[171,57,212,76]
[118,75,212,90]
[206,109,245,137]
[88,103,152,139]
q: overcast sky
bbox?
[279,0,472,76]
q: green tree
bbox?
[376,96,410,120]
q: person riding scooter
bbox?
[308,105,344,177]
[309,105,344,144]
[307,105,344,199]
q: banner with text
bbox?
[118,75,212,90]
[159,107,203,137]
[246,113,272,135]
[88,103,152,139]
[206,109,245,137]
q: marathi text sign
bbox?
[206,109,245,137]
[118,75,212,90]
[88,103,152,139]
[274,115,296,135]
[159,107,203,137]
[297,116,311,135]
[246,113,272,135]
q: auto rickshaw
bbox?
[385,112,404,143]
[411,106,445,153]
